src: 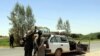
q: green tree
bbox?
[97,34,100,39]
[8,3,20,45]
[64,20,71,34]
[8,3,35,46]
[25,6,36,31]
[57,17,63,30]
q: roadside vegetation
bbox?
[0,32,100,47]
[71,32,100,40]
[0,37,9,46]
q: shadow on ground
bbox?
[46,51,85,56]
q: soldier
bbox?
[9,34,14,48]
[24,30,36,56]
[24,26,38,56]
[33,26,39,56]
[34,30,45,56]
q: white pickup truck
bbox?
[44,34,89,56]
[39,29,89,56]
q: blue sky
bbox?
[0,0,100,36]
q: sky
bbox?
[0,0,100,36]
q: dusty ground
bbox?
[85,51,100,56]
[0,47,100,56]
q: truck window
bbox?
[50,37,58,43]
[55,36,61,43]
[60,37,68,43]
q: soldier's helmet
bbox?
[38,30,42,36]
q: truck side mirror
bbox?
[78,41,81,44]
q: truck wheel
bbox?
[55,49,62,56]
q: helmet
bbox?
[38,30,42,36]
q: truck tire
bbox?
[55,49,62,56]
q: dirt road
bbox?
[85,51,100,56]
[0,42,100,56]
